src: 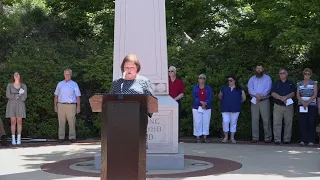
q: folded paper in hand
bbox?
[286,98,294,106]
[198,106,205,113]
[299,106,308,113]
[251,97,257,104]
[19,88,24,95]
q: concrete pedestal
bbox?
[96,0,185,172]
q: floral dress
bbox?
[6,83,27,118]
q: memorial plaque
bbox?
[147,96,178,154]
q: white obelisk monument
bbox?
[95,0,184,170]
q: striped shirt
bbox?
[297,80,318,106]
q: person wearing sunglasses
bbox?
[168,66,185,121]
[248,64,273,143]
[296,68,318,146]
[218,75,246,143]
[192,74,213,143]
[271,69,296,145]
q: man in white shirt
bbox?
[54,69,81,143]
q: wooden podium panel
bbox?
[90,94,158,180]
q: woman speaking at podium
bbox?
[109,54,154,96]
[109,54,155,148]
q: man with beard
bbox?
[248,64,273,143]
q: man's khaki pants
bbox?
[0,118,6,137]
[58,104,76,140]
[251,99,272,141]
[273,104,294,142]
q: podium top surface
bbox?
[89,94,158,113]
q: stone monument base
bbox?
[94,146,185,170]
[146,146,184,170]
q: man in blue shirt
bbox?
[54,69,81,143]
[248,64,273,143]
[271,69,296,144]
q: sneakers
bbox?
[17,139,21,145]
[11,138,16,145]
[300,142,314,146]
[11,135,22,145]
[16,135,21,145]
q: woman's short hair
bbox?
[198,74,206,79]
[120,54,141,73]
[303,68,312,75]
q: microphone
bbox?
[121,71,126,93]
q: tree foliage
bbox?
[0,0,319,140]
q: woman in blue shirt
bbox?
[218,75,246,143]
[192,74,213,143]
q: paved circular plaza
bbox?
[0,141,319,180]
[41,155,242,178]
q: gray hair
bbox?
[64,69,72,74]
[198,74,206,79]
[168,66,176,72]
[279,68,288,74]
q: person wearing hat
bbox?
[192,74,213,143]
[168,66,185,121]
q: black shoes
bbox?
[58,139,76,143]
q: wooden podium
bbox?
[89,93,158,180]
